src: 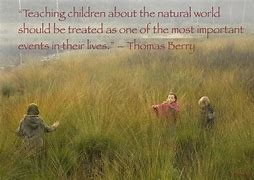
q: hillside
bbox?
[0,37,253,179]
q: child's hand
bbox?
[52,121,60,128]
[152,105,157,109]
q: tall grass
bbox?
[0,37,253,179]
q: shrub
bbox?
[76,135,117,178]
[1,82,15,98]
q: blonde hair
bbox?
[198,96,210,107]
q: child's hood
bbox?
[27,103,40,115]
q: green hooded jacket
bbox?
[16,103,57,150]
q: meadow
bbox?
[0,37,253,179]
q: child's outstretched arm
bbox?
[43,120,60,133]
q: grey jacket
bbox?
[16,115,56,149]
[200,104,215,129]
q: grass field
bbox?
[0,37,253,179]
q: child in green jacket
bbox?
[16,103,59,152]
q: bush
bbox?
[174,126,207,178]
[1,82,15,98]
[76,135,118,178]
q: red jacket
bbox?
[153,102,180,120]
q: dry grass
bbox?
[0,37,253,179]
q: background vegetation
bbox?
[0,37,253,179]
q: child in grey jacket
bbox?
[198,96,215,129]
[16,103,59,152]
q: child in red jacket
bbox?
[152,92,180,124]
